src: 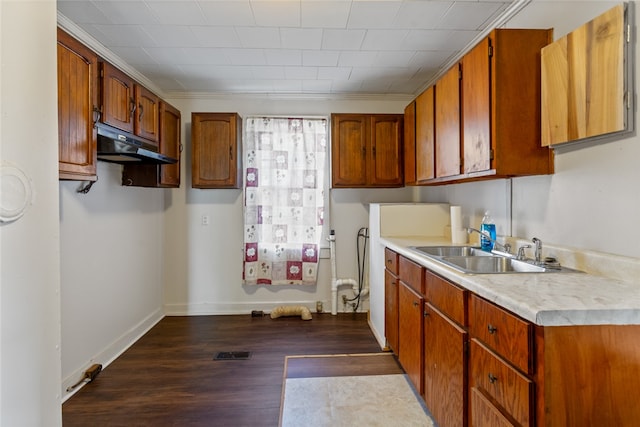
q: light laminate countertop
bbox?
[381,236,640,327]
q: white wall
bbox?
[163,96,415,315]
[417,1,640,259]
[0,1,62,425]
[59,162,166,396]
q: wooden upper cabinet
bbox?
[415,86,435,182]
[435,64,461,178]
[101,62,135,134]
[542,4,628,146]
[463,29,553,177]
[331,114,403,188]
[122,101,182,188]
[403,102,416,186]
[369,115,403,187]
[101,61,159,144]
[134,85,160,143]
[57,28,98,181]
[191,113,242,189]
[331,114,368,187]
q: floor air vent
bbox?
[214,351,252,360]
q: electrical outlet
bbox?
[202,215,209,225]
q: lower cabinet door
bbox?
[424,302,468,427]
[398,281,424,394]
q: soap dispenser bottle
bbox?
[480,211,496,251]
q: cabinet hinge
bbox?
[489,149,495,160]
[463,340,470,357]
[627,24,631,44]
[488,45,494,57]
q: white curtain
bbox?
[242,117,327,285]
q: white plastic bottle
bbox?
[480,211,496,251]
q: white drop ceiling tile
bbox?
[92,1,159,25]
[109,47,158,65]
[204,65,256,79]
[436,2,506,31]
[403,29,477,51]
[302,50,340,67]
[271,79,304,92]
[198,1,256,26]
[388,78,424,94]
[91,24,157,47]
[143,25,199,48]
[331,79,363,93]
[301,1,351,28]
[225,48,268,66]
[235,27,281,48]
[360,29,409,51]
[190,26,242,48]
[252,66,286,80]
[317,67,352,80]
[409,50,455,69]
[392,1,452,30]
[144,47,194,65]
[375,51,417,68]
[321,29,366,50]
[338,51,378,67]
[350,66,413,81]
[57,2,111,24]
[347,1,403,29]
[360,79,392,93]
[302,79,333,93]
[250,1,301,27]
[265,49,303,66]
[284,66,318,80]
[180,48,232,65]
[281,28,323,50]
[145,1,206,25]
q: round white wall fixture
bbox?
[0,162,34,223]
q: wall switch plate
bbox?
[202,215,209,225]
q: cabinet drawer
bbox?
[470,387,516,427]
[384,248,398,274]
[425,270,467,326]
[470,339,534,427]
[470,294,532,374]
[399,255,424,294]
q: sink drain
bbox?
[214,351,252,360]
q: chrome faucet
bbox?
[532,237,542,264]
[466,227,511,254]
[516,244,531,261]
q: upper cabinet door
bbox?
[134,85,160,143]
[415,86,435,182]
[542,4,628,146]
[101,62,135,134]
[435,64,461,178]
[369,115,403,187]
[191,113,242,189]
[158,102,181,187]
[57,28,98,181]
[403,102,416,186]
[331,114,368,187]
[462,38,491,174]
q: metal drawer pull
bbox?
[488,373,498,384]
[487,324,498,334]
[413,301,419,307]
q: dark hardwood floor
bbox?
[63,313,390,426]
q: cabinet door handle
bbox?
[413,301,419,307]
[92,106,102,126]
[138,104,144,121]
[129,98,136,117]
[229,146,233,160]
[423,309,430,317]
[488,373,498,384]
[487,324,497,334]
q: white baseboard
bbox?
[62,308,164,402]
[163,300,369,316]
[368,317,387,350]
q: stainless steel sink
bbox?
[409,245,580,274]
[440,256,547,274]
[411,245,490,258]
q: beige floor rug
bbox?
[279,354,435,427]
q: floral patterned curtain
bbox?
[243,117,327,285]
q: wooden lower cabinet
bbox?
[470,387,515,427]
[424,302,468,427]
[398,281,424,395]
[384,269,399,353]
